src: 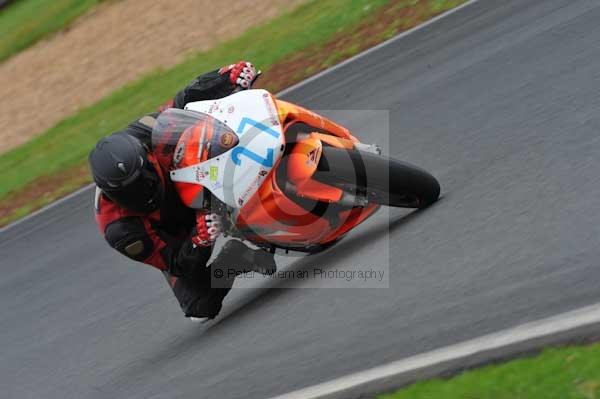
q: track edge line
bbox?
[269,302,600,399]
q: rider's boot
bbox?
[212,239,277,276]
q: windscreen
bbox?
[151,108,239,170]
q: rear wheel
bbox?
[314,147,440,208]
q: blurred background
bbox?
[0,0,461,226]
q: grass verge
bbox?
[379,343,600,399]
[0,0,466,227]
[0,0,102,63]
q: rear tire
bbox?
[314,147,440,208]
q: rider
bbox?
[89,61,276,321]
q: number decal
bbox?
[232,116,280,167]
[231,147,274,167]
[236,117,280,139]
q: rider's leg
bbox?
[210,239,277,278]
[164,239,276,320]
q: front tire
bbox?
[314,147,440,208]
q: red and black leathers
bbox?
[94,67,251,319]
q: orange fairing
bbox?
[236,169,379,246]
[321,204,379,243]
[274,98,354,203]
[287,136,343,203]
[236,170,334,245]
[274,99,360,142]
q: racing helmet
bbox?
[88,133,163,213]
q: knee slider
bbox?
[105,217,153,261]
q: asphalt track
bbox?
[2,0,600,397]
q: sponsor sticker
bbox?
[262,93,280,126]
[208,101,219,114]
[195,168,207,182]
[210,165,219,182]
[219,132,236,149]
[237,168,269,206]
[306,146,321,165]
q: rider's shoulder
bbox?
[112,113,160,147]
[94,186,147,227]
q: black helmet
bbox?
[88,134,163,213]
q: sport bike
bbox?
[152,89,440,253]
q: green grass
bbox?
[379,343,600,399]
[0,0,102,63]
[0,0,392,200]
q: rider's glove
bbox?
[191,210,221,247]
[219,61,258,90]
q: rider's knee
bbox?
[183,291,228,319]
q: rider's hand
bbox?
[191,210,221,247]
[219,61,258,90]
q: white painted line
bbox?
[1,0,482,233]
[270,302,600,399]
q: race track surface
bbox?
[3,0,600,397]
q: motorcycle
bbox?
[151,89,440,253]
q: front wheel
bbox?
[314,147,440,208]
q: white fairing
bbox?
[169,89,284,208]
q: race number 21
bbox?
[233,117,279,167]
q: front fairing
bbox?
[153,89,285,209]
